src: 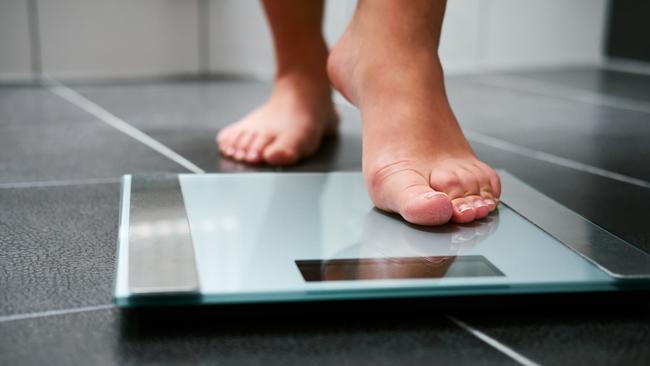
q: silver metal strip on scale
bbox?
[499,171,650,279]
[128,175,200,295]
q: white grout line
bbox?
[446,315,541,366]
[464,129,650,189]
[44,76,205,174]
[0,304,115,323]
[334,101,650,189]
[474,74,650,115]
[0,177,120,189]
[42,76,650,190]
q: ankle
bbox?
[355,0,445,46]
[272,71,331,106]
[275,38,329,80]
[275,66,329,87]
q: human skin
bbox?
[217,0,501,225]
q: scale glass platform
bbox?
[114,171,650,307]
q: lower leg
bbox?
[262,0,328,78]
[217,0,338,165]
[328,0,501,225]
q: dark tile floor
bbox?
[1,66,649,365]
[0,88,189,184]
[509,66,650,102]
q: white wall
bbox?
[480,0,608,70]
[209,0,273,77]
[0,0,609,81]
[38,0,200,79]
[0,0,32,81]
[214,0,609,77]
[439,0,484,73]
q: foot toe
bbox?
[369,166,453,225]
[216,128,237,156]
[466,195,490,219]
[263,134,302,166]
[233,131,256,161]
[215,128,232,147]
[475,161,502,200]
[245,150,262,164]
[451,197,476,223]
[431,164,497,222]
[245,133,275,164]
[400,191,453,225]
[480,192,498,212]
[222,129,246,157]
[265,148,299,166]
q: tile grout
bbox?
[44,76,206,174]
[464,130,650,190]
[473,74,650,115]
[0,177,121,190]
[334,102,650,190]
[0,72,642,362]
[445,314,541,366]
[29,75,650,193]
[0,304,115,323]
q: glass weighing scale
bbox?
[114,172,650,307]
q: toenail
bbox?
[458,204,473,213]
[225,147,235,155]
[474,200,487,208]
[235,150,245,160]
[484,198,495,206]
[247,151,259,160]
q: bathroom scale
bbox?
[114,171,650,307]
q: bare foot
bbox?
[327,1,501,226]
[216,71,338,166]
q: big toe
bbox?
[216,128,238,157]
[369,168,453,226]
[401,191,454,225]
[263,134,303,166]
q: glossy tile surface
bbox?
[73,81,363,172]
[509,66,650,103]
[447,79,650,182]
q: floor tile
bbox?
[73,81,363,172]
[0,86,188,185]
[74,77,650,182]
[509,66,650,103]
[2,68,649,365]
[447,80,650,182]
[457,302,650,366]
[0,306,516,366]
[0,183,118,316]
[473,143,650,253]
[72,79,650,251]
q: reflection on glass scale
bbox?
[114,172,650,306]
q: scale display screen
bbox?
[296,255,504,282]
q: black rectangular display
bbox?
[296,255,504,282]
